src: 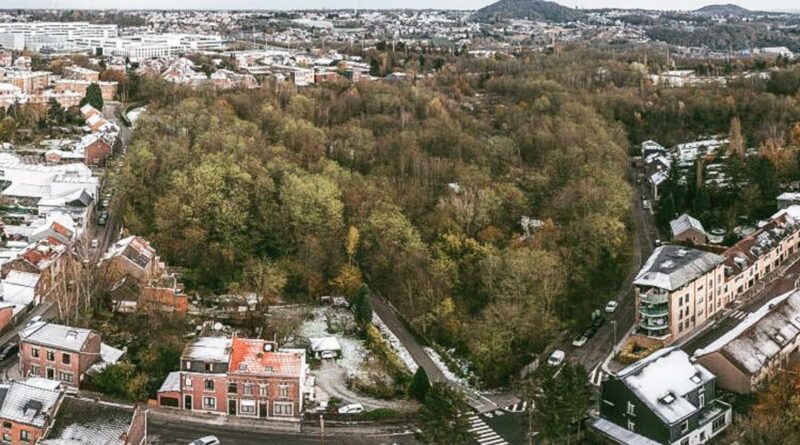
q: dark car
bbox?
[592,314,605,328]
[583,326,598,339]
[0,342,18,364]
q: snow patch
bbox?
[371,311,418,373]
[299,306,368,378]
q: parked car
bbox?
[0,342,18,364]
[547,350,565,366]
[605,300,619,313]
[583,326,598,339]
[91,239,99,249]
[571,335,588,348]
[189,437,220,445]
[338,403,364,414]
[592,315,606,328]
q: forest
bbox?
[118,52,633,387]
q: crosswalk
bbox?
[730,309,750,320]
[506,401,527,412]
[468,414,509,445]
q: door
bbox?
[184,395,192,410]
[229,399,237,415]
[259,402,267,418]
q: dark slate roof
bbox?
[40,397,134,445]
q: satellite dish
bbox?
[213,322,223,331]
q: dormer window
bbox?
[265,366,273,373]
[627,401,635,415]
[690,374,702,384]
[239,363,246,371]
[660,394,675,405]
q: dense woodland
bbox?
[119,53,633,387]
[118,48,800,387]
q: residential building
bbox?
[777,192,800,210]
[5,71,50,93]
[18,321,123,388]
[0,22,117,51]
[592,347,731,445]
[694,290,800,393]
[54,79,118,101]
[62,65,100,82]
[0,379,63,445]
[156,336,306,420]
[39,397,147,445]
[670,214,707,245]
[632,246,727,346]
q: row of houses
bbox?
[632,205,800,347]
[0,65,117,110]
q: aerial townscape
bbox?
[1,0,800,444]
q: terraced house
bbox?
[157,335,307,421]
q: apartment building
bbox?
[0,379,62,445]
[5,71,50,93]
[593,348,731,445]
[54,79,117,101]
[62,65,100,82]
[633,246,727,346]
[634,207,800,346]
[694,290,800,393]
[157,336,306,420]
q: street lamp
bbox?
[610,320,618,354]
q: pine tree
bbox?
[408,367,431,401]
[47,98,64,124]
[416,383,472,445]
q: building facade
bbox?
[19,322,102,388]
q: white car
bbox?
[572,336,588,347]
[547,350,565,366]
[91,239,99,249]
[605,300,619,313]
[189,436,220,445]
[338,403,364,414]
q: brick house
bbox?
[670,214,707,245]
[157,336,306,420]
[0,237,75,307]
[77,132,114,166]
[19,322,103,388]
[0,379,63,445]
[54,80,117,101]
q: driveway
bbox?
[314,361,415,412]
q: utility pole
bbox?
[319,414,324,445]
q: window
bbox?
[61,353,71,365]
[626,401,635,415]
[185,361,191,370]
[2,422,9,429]
[699,393,705,408]
[240,400,256,415]
[202,396,216,410]
[2,433,8,443]
[20,430,29,443]
[184,376,192,387]
[244,383,253,396]
[59,371,73,383]
[204,379,214,391]
[712,415,727,432]
[681,420,689,433]
[31,348,39,359]
[279,384,289,399]
[228,382,237,394]
[680,439,689,445]
[46,350,54,362]
[627,419,635,431]
[30,365,40,376]
[259,384,268,397]
[205,363,213,372]
[274,401,293,416]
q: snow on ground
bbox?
[425,346,473,389]
[127,107,146,127]
[299,306,368,377]
[372,311,419,373]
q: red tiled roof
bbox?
[229,337,302,378]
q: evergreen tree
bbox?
[47,98,64,124]
[354,283,372,328]
[416,383,472,445]
[408,367,431,401]
[525,362,591,440]
[79,82,104,110]
[369,58,380,77]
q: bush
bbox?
[364,408,399,421]
[408,367,431,401]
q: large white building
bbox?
[70,33,225,60]
[0,22,117,51]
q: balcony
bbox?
[639,318,669,331]
[640,306,669,317]
[639,289,669,304]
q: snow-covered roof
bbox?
[670,214,706,238]
[158,371,181,393]
[634,245,723,291]
[591,417,662,445]
[777,192,800,202]
[4,270,41,288]
[39,397,136,445]
[309,337,341,352]
[182,337,232,363]
[20,322,94,353]
[694,290,800,375]
[0,380,62,428]
[616,347,714,424]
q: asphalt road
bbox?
[147,417,418,445]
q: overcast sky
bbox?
[3,0,798,13]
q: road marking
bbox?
[505,401,527,412]
[730,310,749,320]
[467,414,509,445]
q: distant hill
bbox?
[694,4,752,15]
[473,0,585,23]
